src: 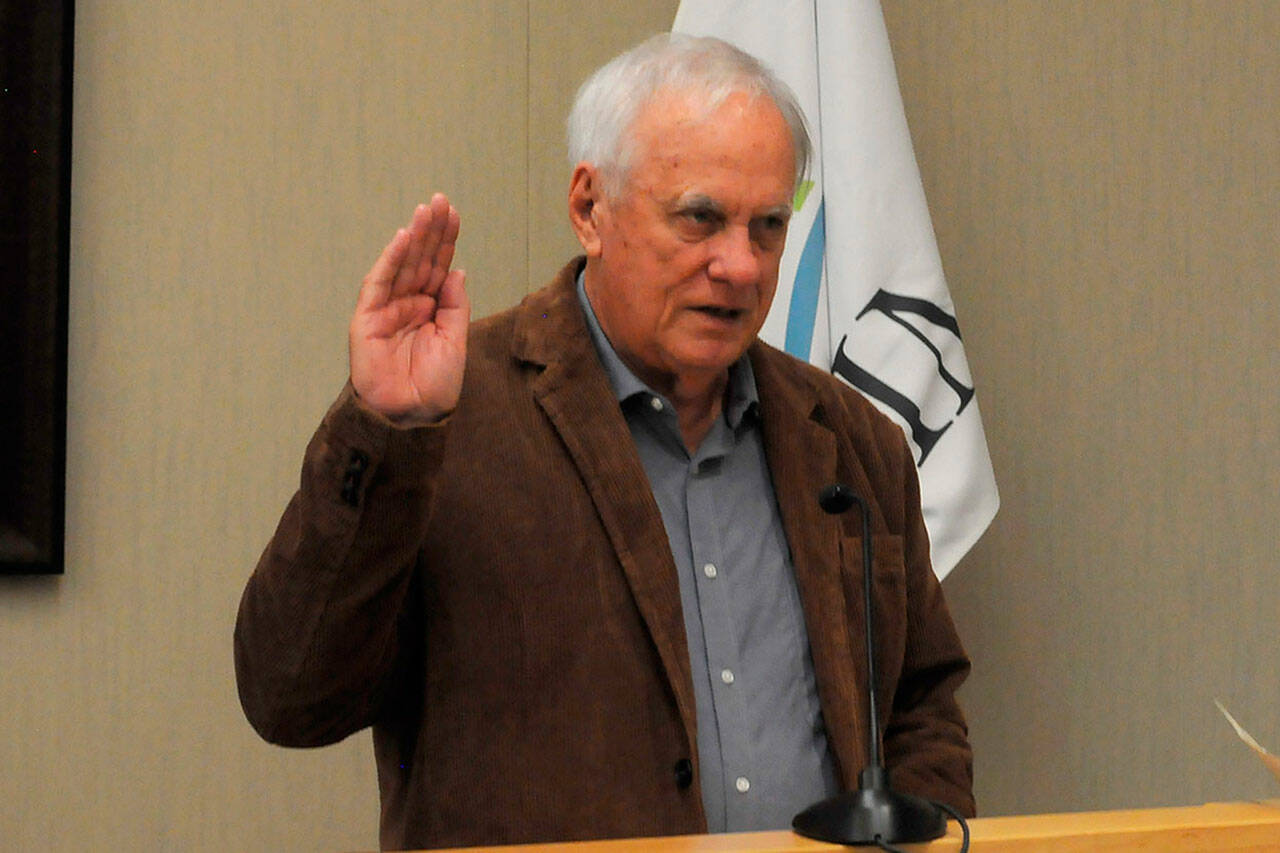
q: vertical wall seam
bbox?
[525,0,533,292]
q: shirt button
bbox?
[650,396,664,412]
[703,563,717,578]
[735,776,750,793]
[720,669,735,684]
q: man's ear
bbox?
[568,163,604,257]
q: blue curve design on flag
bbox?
[784,199,826,359]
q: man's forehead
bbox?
[626,90,794,187]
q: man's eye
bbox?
[684,208,717,224]
[751,216,789,247]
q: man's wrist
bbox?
[349,384,454,429]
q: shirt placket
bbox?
[685,426,756,828]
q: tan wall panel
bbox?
[882,0,1280,815]
[526,2,680,287]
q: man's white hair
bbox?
[567,33,812,197]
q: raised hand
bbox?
[349,194,470,426]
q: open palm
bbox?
[349,194,470,425]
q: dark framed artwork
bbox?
[1,0,74,574]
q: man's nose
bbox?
[707,226,760,287]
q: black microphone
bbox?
[791,484,947,846]
[817,483,857,515]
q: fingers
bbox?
[391,198,438,297]
[415,203,461,298]
[357,193,461,315]
[392,194,459,300]
[357,225,412,312]
[388,205,428,298]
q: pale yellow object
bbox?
[1217,699,1280,785]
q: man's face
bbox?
[575,89,795,395]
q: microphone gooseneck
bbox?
[791,484,949,848]
[817,483,880,771]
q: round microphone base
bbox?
[792,771,947,846]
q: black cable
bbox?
[933,800,971,853]
[825,801,969,851]
[868,802,971,852]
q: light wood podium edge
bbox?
[390,800,1280,852]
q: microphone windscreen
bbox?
[818,483,856,515]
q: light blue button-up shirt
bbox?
[576,274,841,831]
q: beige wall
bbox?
[1,1,1276,849]
[883,0,1280,815]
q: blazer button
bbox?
[673,758,693,790]
[340,449,370,507]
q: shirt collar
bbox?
[575,270,760,429]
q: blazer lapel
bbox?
[751,343,867,788]
[511,261,698,746]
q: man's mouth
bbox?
[693,306,746,320]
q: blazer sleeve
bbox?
[881,426,976,817]
[233,384,444,747]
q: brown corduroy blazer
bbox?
[234,257,973,851]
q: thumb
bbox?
[434,269,470,340]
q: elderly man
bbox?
[235,33,972,850]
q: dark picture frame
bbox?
[1,0,74,574]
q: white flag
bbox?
[673,0,998,578]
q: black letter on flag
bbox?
[831,290,974,465]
